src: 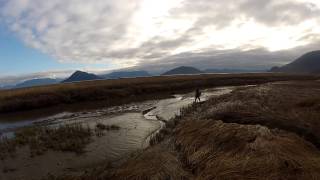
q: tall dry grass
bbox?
[0,73,317,114]
[104,146,191,180]
[0,123,92,159]
[174,119,320,179]
[43,80,320,180]
[196,81,320,148]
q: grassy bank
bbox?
[197,81,320,148]
[58,80,320,180]
[0,73,317,114]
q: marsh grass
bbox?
[107,146,191,180]
[95,123,120,137]
[0,123,92,159]
[31,80,320,179]
[0,136,17,160]
[148,101,206,146]
[173,119,320,179]
[86,80,320,180]
[95,123,120,131]
[296,97,320,109]
[0,73,316,114]
[197,81,320,148]
[149,111,184,146]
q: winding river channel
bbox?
[0,86,235,179]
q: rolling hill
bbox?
[62,71,102,83]
[270,50,320,73]
[162,66,203,75]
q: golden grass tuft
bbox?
[174,119,320,179]
[103,146,191,180]
[196,81,320,148]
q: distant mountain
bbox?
[102,71,151,79]
[205,68,266,73]
[62,71,102,83]
[270,51,320,74]
[162,66,203,75]
[14,78,59,88]
[0,85,15,90]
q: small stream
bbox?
[0,86,235,179]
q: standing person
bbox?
[195,88,201,102]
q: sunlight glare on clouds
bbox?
[130,0,191,45]
[261,22,316,51]
[174,18,320,53]
[171,18,314,53]
[1,0,320,70]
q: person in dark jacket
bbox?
[195,88,201,102]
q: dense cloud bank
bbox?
[1,0,320,80]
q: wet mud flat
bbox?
[0,86,235,180]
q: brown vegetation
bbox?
[95,123,120,137]
[174,120,320,179]
[197,81,320,148]
[0,73,317,114]
[95,123,120,131]
[105,146,191,179]
[0,124,92,159]
[61,80,320,180]
[0,136,16,160]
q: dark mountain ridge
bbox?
[162,66,203,75]
[62,71,102,83]
[102,70,151,79]
[205,68,266,73]
[270,50,320,74]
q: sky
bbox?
[1,0,320,84]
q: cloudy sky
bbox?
[1,0,320,83]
